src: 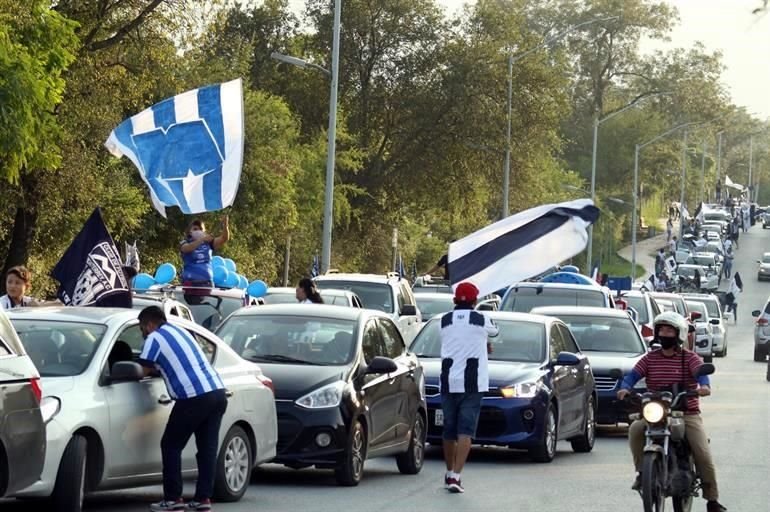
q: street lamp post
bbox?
[679,129,688,240]
[700,140,706,204]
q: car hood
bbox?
[38,376,76,397]
[257,363,349,400]
[583,352,643,375]
[420,358,543,387]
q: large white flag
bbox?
[448,199,600,297]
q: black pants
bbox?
[161,389,227,501]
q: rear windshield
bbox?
[622,295,648,324]
[315,281,393,313]
[689,298,719,318]
[501,286,605,312]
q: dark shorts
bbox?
[441,392,483,440]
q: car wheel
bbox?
[396,412,426,475]
[766,360,770,382]
[51,435,87,512]
[570,396,595,453]
[214,426,253,502]
[335,419,366,486]
[754,345,766,362]
[529,404,557,463]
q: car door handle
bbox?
[158,395,173,405]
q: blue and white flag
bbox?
[51,208,131,307]
[396,253,405,279]
[310,254,320,278]
[105,79,245,217]
[448,199,600,297]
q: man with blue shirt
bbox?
[138,306,227,512]
[180,216,230,286]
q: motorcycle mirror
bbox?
[609,368,624,380]
[697,363,716,377]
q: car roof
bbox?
[681,293,717,301]
[267,287,352,297]
[158,285,246,298]
[315,273,400,285]
[426,310,557,326]
[6,306,139,324]
[692,253,716,258]
[529,306,631,319]
[414,292,455,300]
[648,292,685,300]
[226,303,375,321]
[509,282,605,292]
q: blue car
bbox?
[411,312,596,462]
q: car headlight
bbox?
[296,381,346,409]
[40,396,61,424]
[642,401,666,423]
[501,381,540,398]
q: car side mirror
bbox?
[365,356,398,375]
[709,318,720,325]
[475,299,496,311]
[752,310,761,317]
[609,368,624,380]
[696,363,715,377]
[690,311,702,321]
[110,361,144,383]
[553,352,580,366]
[400,304,417,316]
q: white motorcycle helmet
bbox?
[653,311,688,345]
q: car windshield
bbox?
[411,318,545,363]
[415,295,455,318]
[315,281,393,313]
[689,298,719,318]
[555,315,645,354]
[501,286,605,312]
[216,315,358,365]
[12,320,107,377]
[263,291,297,305]
[170,291,243,330]
[656,299,675,312]
[762,255,770,264]
[677,267,698,278]
[687,256,715,266]
[686,301,708,319]
[621,295,648,324]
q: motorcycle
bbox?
[610,363,715,512]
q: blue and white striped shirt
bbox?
[139,323,224,399]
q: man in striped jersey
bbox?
[617,312,726,512]
[138,306,227,512]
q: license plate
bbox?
[434,409,444,426]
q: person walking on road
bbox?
[138,306,228,512]
[722,246,734,280]
[439,282,499,494]
[725,273,743,323]
[668,236,677,256]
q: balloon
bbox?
[238,275,248,289]
[224,271,239,288]
[247,280,268,298]
[154,263,177,285]
[133,273,156,290]
[211,255,225,268]
[224,258,236,272]
[213,266,228,287]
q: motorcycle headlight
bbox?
[40,396,61,424]
[501,381,540,398]
[296,381,346,409]
[642,401,666,423]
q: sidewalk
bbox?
[617,219,677,278]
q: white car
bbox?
[675,264,719,292]
[7,307,277,512]
[262,287,364,308]
[685,301,714,361]
[682,294,728,357]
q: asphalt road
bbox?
[5,226,770,512]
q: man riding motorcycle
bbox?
[617,312,727,512]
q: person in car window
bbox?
[0,266,60,310]
[180,216,230,287]
[439,281,498,494]
[425,240,456,280]
[617,312,726,512]
[137,306,227,512]
[296,278,324,304]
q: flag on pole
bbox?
[51,208,131,307]
[105,79,245,217]
[310,254,320,278]
[411,260,418,283]
[448,199,600,297]
[398,253,406,279]
[694,202,704,224]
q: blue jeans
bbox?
[441,392,483,440]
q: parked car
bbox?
[0,309,50,498]
[763,213,770,229]
[412,311,596,463]
[215,305,427,486]
[414,293,455,322]
[675,249,692,265]
[263,287,364,308]
[164,285,262,331]
[757,253,770,281]
[411,276,452,295]
[500,282,615,313]
[675,264,719,292]
[681,293,728,357]
[131,294,194,321]
[685,253,722,282]
[314,273,422,345]
[686,301,714,362]
[752,297,770,361]
[619,290,663,344]
[7,307,277,512]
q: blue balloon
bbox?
[213,266,228,287]
[238,275,248,289]
[211,255,225,268]
[247,279,268,298]
[224,258,237,272]
[154,263,177,285]
[224,271,239,288]
[133,273,156,290]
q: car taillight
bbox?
[641,325,654,338]
[30,377,42,403]
[259,375,274,394]
[757,317,769,326]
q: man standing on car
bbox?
[138,306,227,512]
[439,282,499,494]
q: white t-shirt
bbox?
[0,295,34,310]
[439,308,499,394]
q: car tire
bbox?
[570,396,595,453]
[754,345,766,362]
[335,419,366,486]
[214,425,253,502]
[766,361,770,382]
[51,435,87,512]
[396,413,426,475]
[529,404,557,463]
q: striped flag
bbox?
[448,199,600,297]
[105,79,244,217]
[310,254,320,278]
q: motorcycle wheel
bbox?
[642,452,666,512]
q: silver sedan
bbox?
[6,307,277,512]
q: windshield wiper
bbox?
[249,354,323,365]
